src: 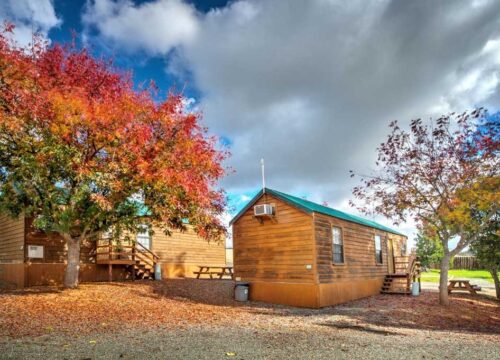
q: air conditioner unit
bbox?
[254,204,274,217]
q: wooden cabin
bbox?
[0,213,225,288]
[231,188,418,308]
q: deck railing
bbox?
[405,253,422,291]
[96,239,159,267]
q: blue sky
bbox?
[2,0,499,248]
[48,0,229,100]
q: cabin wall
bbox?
[23,218,127,286]
[313,212,407,306]
[152,226,226,278]
[232,194,318,307]
[0,214,25,288]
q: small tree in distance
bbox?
[470,215,500,299]
[0,26,228,288]
[415,232,443,269]
[350,110,499,305]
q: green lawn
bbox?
[421,269,494,283]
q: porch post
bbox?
[108,240,113,282]
[131,244,136,281]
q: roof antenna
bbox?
[261,158,266,193]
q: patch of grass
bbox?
[421,269,494,283]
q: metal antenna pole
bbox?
[261,158,266,193]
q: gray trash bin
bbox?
[154,264,162,280]
[411,281,419,296]
[234,282,250,302]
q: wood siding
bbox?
[0,214,25,263]
[25,218,95,264]
[233,194,316,283]
[152,226,226,278]
[313,212,407,283]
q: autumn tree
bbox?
[0,26,227,288]
[351,110,499,305]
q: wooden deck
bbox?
[96,240,159,281]
[381,254,421,295]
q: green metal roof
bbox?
[229,188,405,237]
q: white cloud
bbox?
[82,0,500,242]
[0,0,61,46]
[82,0,199,55]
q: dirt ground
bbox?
[0,279,499,359]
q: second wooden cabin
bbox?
[231,188,412,308]
[0,213,226,288]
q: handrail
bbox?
[406,254,415,274]
[96,238,159,267]
[134,251,155,266]
[135,241,159,261]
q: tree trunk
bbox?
[438,253,451,305]
[490,267,500,299]
[64,236,81,288]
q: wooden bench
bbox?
[448,279,478,295]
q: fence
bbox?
[452,256,480,270]
[430,256,481,270]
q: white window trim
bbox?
[332,226,345,265]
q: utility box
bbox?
[28,245,44,259]
[235,282,250,302]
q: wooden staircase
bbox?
[381,254,421,295]
[96,239,159,281]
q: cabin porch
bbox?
[381,254,421,295]
[96,239,160,281]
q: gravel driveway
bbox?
[1,280,498,359]
[1,325,499,360]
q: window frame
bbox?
[136,225,152,250]
[332,226,345,265]
[401,241,407,256]
[374,234,383,265]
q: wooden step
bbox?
[381,290,411,295]
[386,273,408,278]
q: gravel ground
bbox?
[1,325,499,360]
[1,279,499,359]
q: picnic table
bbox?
[447,279,478,295]
[194,266,234,279]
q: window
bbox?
[136,225,151,250]
[401,241,407,256]
[332,227,344,264]
[374,235,382,264]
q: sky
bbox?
[1,0,500,247]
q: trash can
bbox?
[154,263,162,280]
[411,281,419,296]
[234,282,250,302]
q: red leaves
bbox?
[0,24,228,241]
[0,281,247,338]
[351,110,499,235]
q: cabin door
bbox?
[387,238,395,273]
